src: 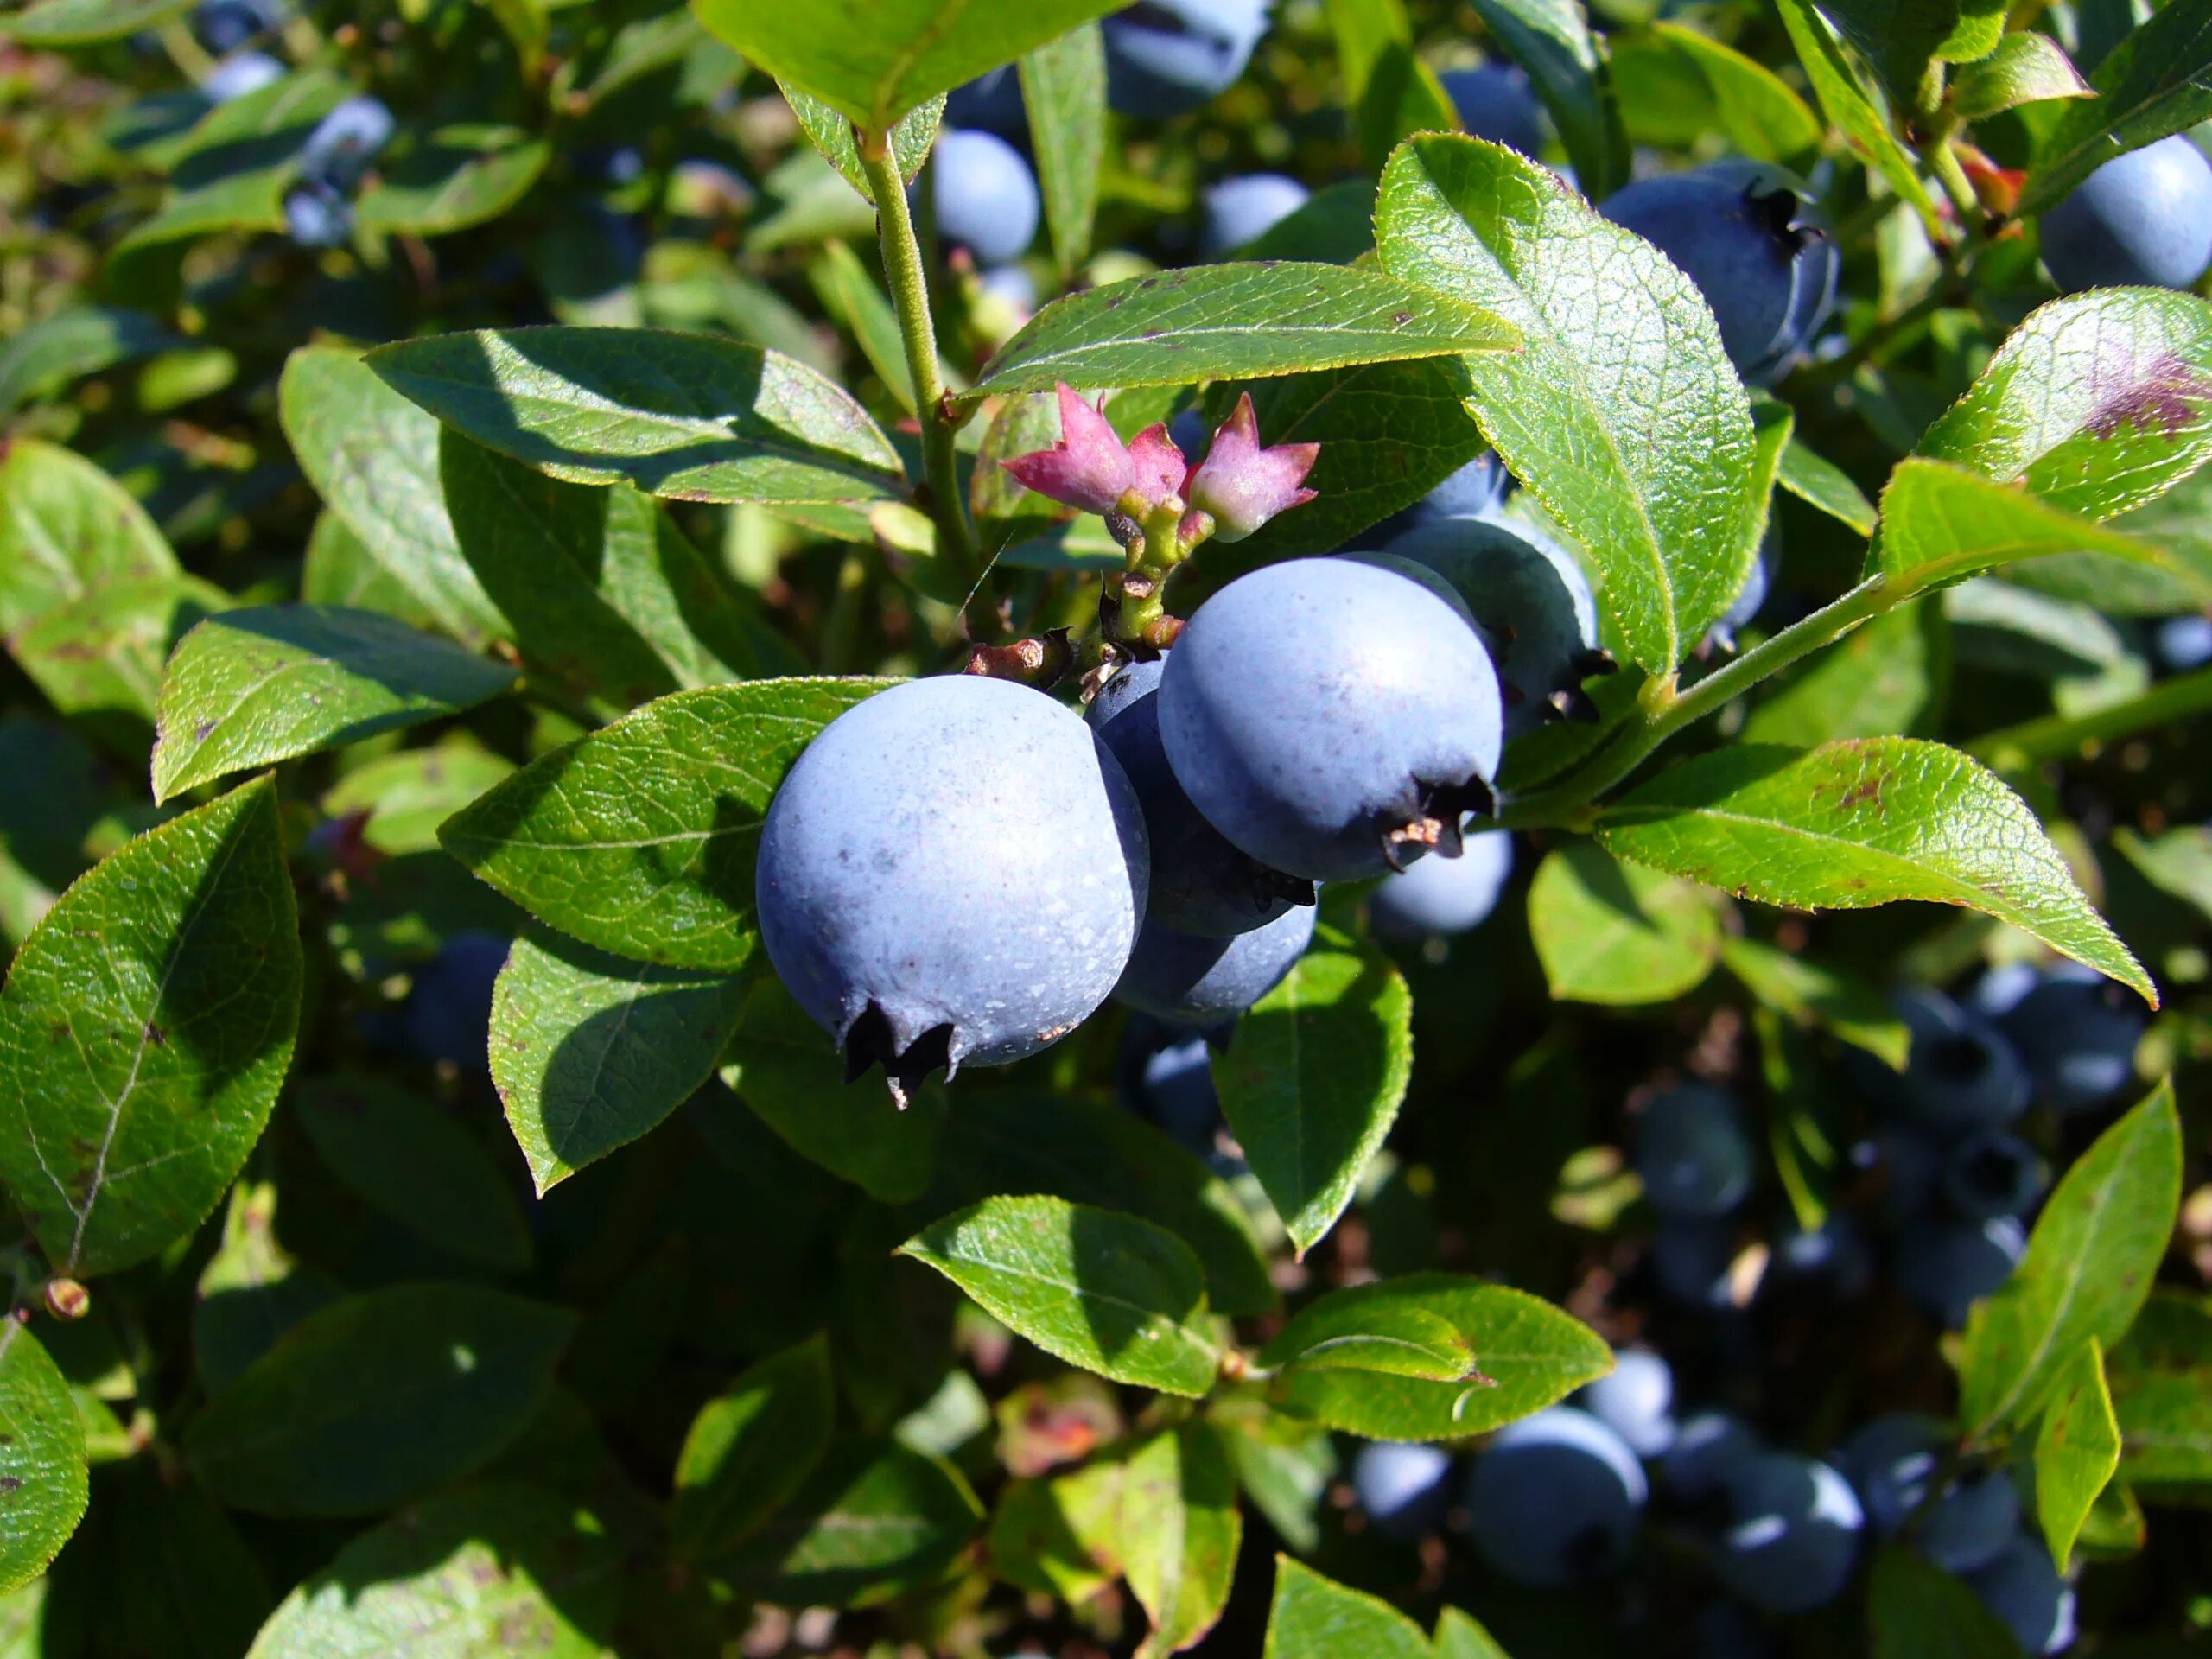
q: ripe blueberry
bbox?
[1466,1407,1647,1586]
[1767,1213,1874,1299]
[1968,1535,2078,1654]
[1351,1440,1453,1541]
[1602,162,1839,383]
[1115,1017,1224,1157]
[1439,63,1547,157]
[203,49,283,103]
[1885,987,2030,1140]
[1664,1411,1760,1502]
[931,130,1040,267]
[1652,1216,1738,1310]
[1113,903,1316,1027]
[1941,1129,2047,1220]
[1368,827,1512,940]
[1090,656,1314,938]
[401,930,509,1071]
[2156,613,2212,671]
[1993,963,2145,1115]
[1103,0,1271,118]
[302,95,395,191]
[1897,1216,2025,1329]
[756,677,1148,1103]
[944,66,1028,139]
[1201,173,1311,257]
[1712,1453,1864,1613]
[1580,1348,1677,1459]
[1159,557,1503,881]
[284,181,353,248]
[1636,1084,1755,1219]
[2040,133,2212,294]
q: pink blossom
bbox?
[1185,393,1319,542]
[1001,385,1136,516]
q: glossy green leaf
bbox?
[192,1179,338,1396]
[354,124,550,237]
[1528,841,1721,1006]
[1959,1081,2181,1443]
[898,1196,1222,1397]
[671,1335,835,1562]
[1777,429,1878,535]
[0,1330,86,1599]
[1257,1290,1476,1381]
[366,327,905,505]
[0,0,189,43]
[1771,0,1941,225]
[0,308,177,412]
[1882,466,2187,602]
[1868,1546,2024,1659]
[1951,32,2093,120]
[1813,0,2006,110]
[2036,1338,2120,1569]
[244,1482,620,1658]
[973,263,1517,397]
[1022,24,1106,276]
[1652,21,1821,163]
[298,509,442,632]
[1720,936,1912,1068]
[783,85,944,200]
[10,575,226,735]
[2018,1,2212,215]
[2106,1290,2212,1487]
[0,779,298,1277]
[694,0,1123,130]
[1434,1607,1512,1659]
[1211,926,1411,1257]
[1916,290,2212,524]
[185,1283,575,1516]
[1596,740,2154,1006]
[1467,0,1629,196]
[1743,600,1946,746]
[719,1437,982,1610]
[280,346,507,650]
[111,71,350,255]
[492,930,747,1195]
[1103,1424,1242,1658]
[1262,1558,1431,1659]
[294,1075,533,1271]
[1375,133,1762,671]
[439,677,891,971]
[0,440,178,640]
[1276,1276,1611,1440]
[150,605,517,804]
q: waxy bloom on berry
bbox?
[1185,392,1319,541]
[1004,384,1187,518]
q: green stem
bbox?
[855,129,978,586]
[156,18,217,80]
[1928,138,1983,230]
[1968,663,2212,772]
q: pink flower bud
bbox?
[1126,423,1189,506]
[1184,393,1319,542]
[1001,385,1135,516]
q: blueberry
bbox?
[1602,162,1840,383]
[1466,1407,1648,1586]
[2156,613,2212,671]
[2040,133,2212,294]
[755,677,1149,1101]
[1767,1212,1873,1298]
[1653,1217,1738,1310]
[1967,1535,2078,1654]
[1201,173,1311,257]
[1116,1020,1223,1154]
[1837,1414,1944,1534]
[1712,1453,1864,1614]
[1859,1126,1944,1222]
[976,264,1039,313]
[1158,557,1504,881]
[1941,1129,2047,1220]
[1884,987,2030,1140]
[1897,1216,2025,1329]
[1693,1602,1775,1659]
[193,0,282,54]
[1351,1440,1454,1541]
[1993,963,2145,1115]
[1921,1469,2022,1573]
[1382,514,1604,739]
[1114,903,1316,1027]
[1419,452,1513,518]
[1967,961,2043,1019]
[1636,1084,1755,1220]
[1580,1349,1677,1459]
[1089,656,1314,937]
[283,180,353,248]
[202,49,283,103]
[1369,827,1512,940]
[401,930,510,1071]
[1438,63,1547,156]
[944,65,1028,139]
[929,130,1040,267]
[302,95,395,190]
[1710,537,1772,651]
[1103,0,1271,118]
[1665,1411,1761,1502]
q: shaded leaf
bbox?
[1467,0,1630,196]
[192,1179,339,1395]
[321,742,515,859]
[1878,461,2183,598]
[2106,1290,2212,1488]
[1652,21,1821,164]
[354,124,550,237]
[1951,33,2093,120]
[0,0,191,45]
[671,1336,835,1562]
[1528,841,1720,1006]
[0,308,178,413]
[1719,936,1911,1069]
[1868,1546,2025,1659]
[2035,1338,2120,1569]
[1771,0,1941,224]
[1742,600,1946,746]
[1022,24,1106,276]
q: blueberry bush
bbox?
[3,0,2212,1653]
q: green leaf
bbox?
[0,0,189,44]
[720,974,944,1204]
[2106,1290,2212,1488]
[10,575,225,737]
[365,327,906,506]
[0,717,124,953]
[0,308,177,412]
[925,1090,1277,1319]
[1103,1424,1243,1658]
[719,1437,982,1610]
[1275,1275,1611,1440]
[2116,825,2212,927]
[783,85,944,200]
[1257,1290,1476,1381]
[1813,0,2007,111]
[1528,841,1720,1007]
[244,1482,620,1658]
[693,0,1124,130]
[1595,739,2155,1006]
[671,1335,835,1563]
[439,677,891,971]
[149,605,517,804]
[2018,0,2212,216]
[280,346,507,650]
[810,239,925,416]
[1950,32,2093,119]
[105,1466,270,1659]
[354,124,550,237]
[1771,0,1941,226]
[2035,1338,2121,1570]
[1374,133,1762,672]
[492,931,747,1196]
[0,779,298,1278]
[293,1075,533,1272]
[897,1196,1222,1397]
[111,70,350,255]
[972,263,1518,398]
[1867,1546,2026,1659]
[185,1284,575,1516]
[0,1330,86,1599]
[1777,429,1878,536]
[1211,926,1411,1257]
[1434,1606,1513,1659]
[1959,1082,2182,1444]
[1262,1558,1431,1659]
[1466,0,1630,197]
[321,742,515,859]
[1651,21,1821,164]
[1743,599,1946,746]
[0,440,178,640]
[1022,24,1106,276]
[192,1179,338,1396]
[1719,936,1912,1069]
[299,509,442,632]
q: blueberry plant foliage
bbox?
[4,0,2212,1653]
